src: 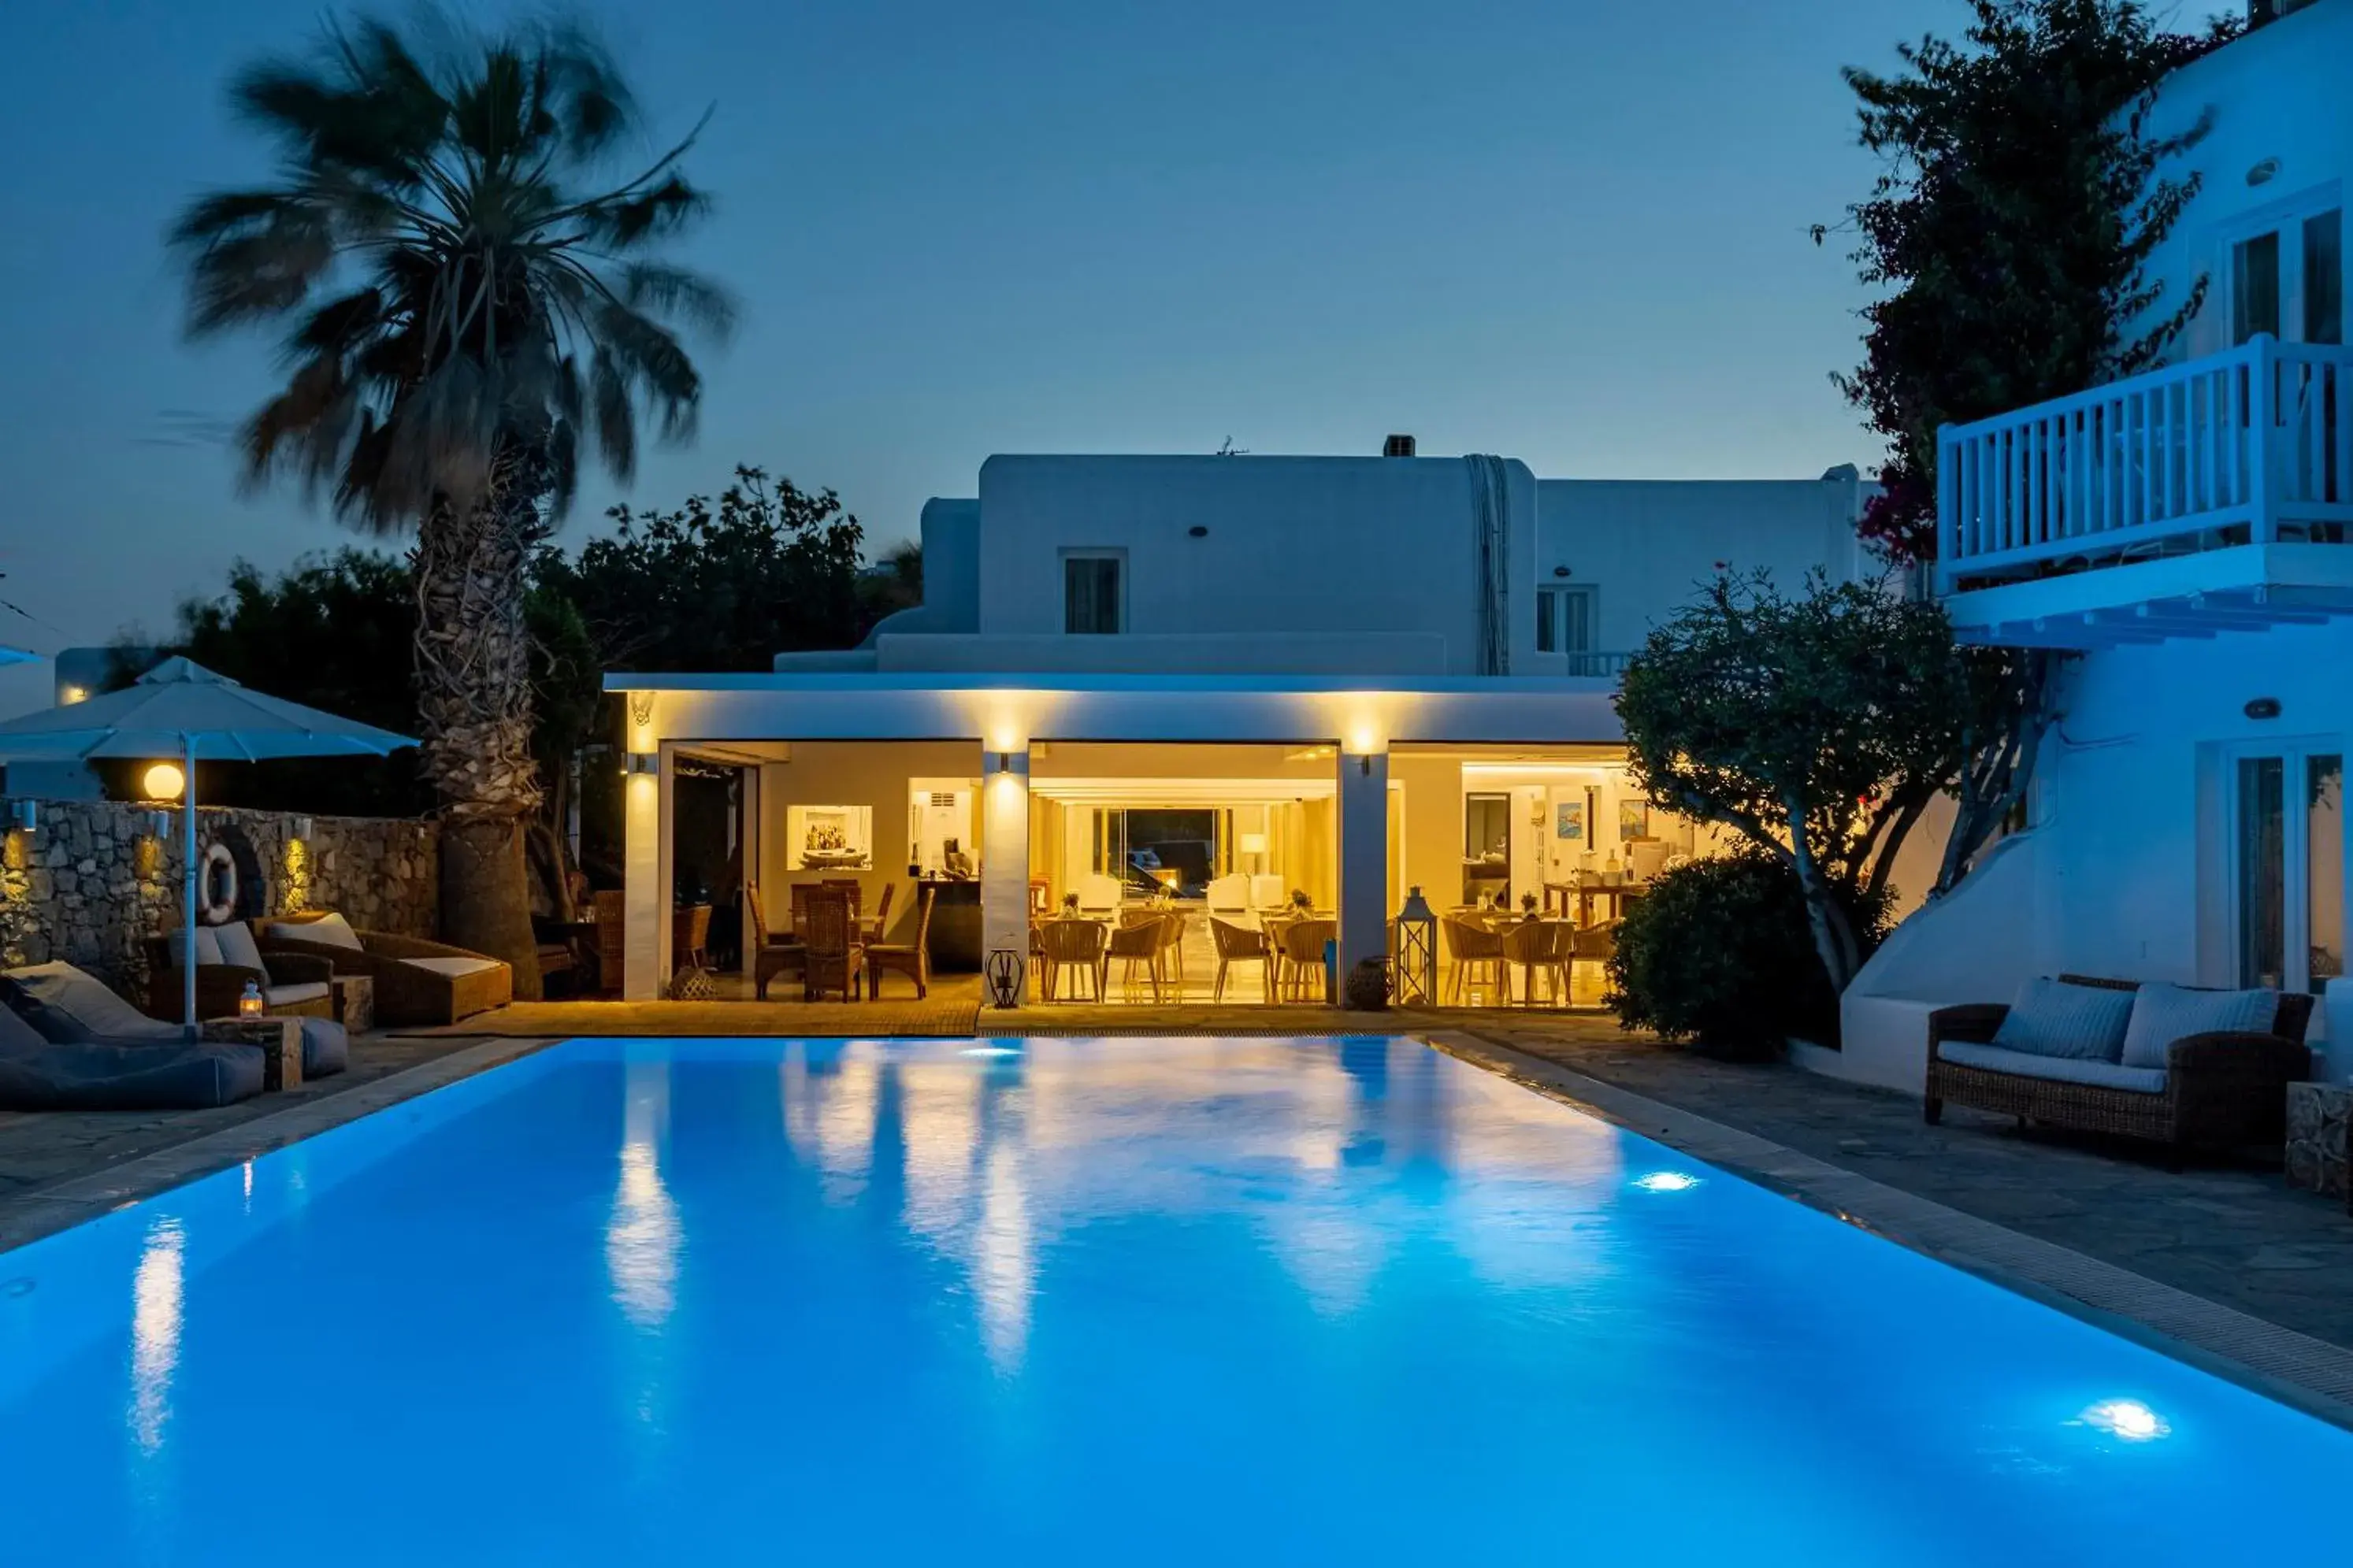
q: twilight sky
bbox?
[0,0,2233,706]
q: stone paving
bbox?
[1476,1017,2353,1354]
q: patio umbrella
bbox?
[0,657,418,1036]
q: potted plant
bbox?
[1290,888,1312,912]
[1520,891,1538,915]
[1060,892,1080,915]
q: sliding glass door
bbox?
[2233,749,2345,993]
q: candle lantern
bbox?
[984,948,1025,1010]
[237,978,265,1018]
[1393,887,1438,1006]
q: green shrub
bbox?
[1605,853,1890,1058]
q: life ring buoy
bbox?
[199,842,239,926]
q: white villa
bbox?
[1836,0,2353,1086]
[610,447,1877,1004]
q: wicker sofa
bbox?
[1925,974,2314,1166]
[256,912,511,1027]
[142,929,336,1022]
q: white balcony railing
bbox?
[1937,335,2353,592]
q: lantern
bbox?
[984,948,1025,1009]
[1393,886,1438,1006]
[236,978,265,1018]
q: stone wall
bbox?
[0,801,438,995]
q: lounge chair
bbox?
[256,910,512,1027]
[143,921,336,1022]
[1926,974,2313,1166]
[0,962,265,1109]
[867,884,937,998]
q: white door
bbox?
[2231,747,2346,993]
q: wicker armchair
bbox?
[1443,917,1506,1005]
[1036,918,1106,1002]
[1924,974,2314,1167]
[255,913,512,1028]
[141,933,336,1021]
[1104,917,1167,1002]
[1208,917,1267,1003]
[1503,919,1573,1008]
[866,884,937,999]
[744,880,805,1000]
[1275,917,1336,1003]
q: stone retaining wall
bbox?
[0,801,438,995]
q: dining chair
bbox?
[1277,917,1336,1003]
[1037,917,1106,1003]
[802,888,865,1002]
[1444,916,1508,1005]
[744,880,806,1000]
[1152,909,1188,992]
[1104,917,1165,1003]
[592,890,626,995]
[1504,919,1572,1008]
[1209,917,1267,1003]
[866,884,935,999]
[864,882,896,943]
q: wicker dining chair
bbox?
[1209,917,1268,1003]
[866,885,936,998]
[864,882,896,943]
[1277,917,1337,1003]
[1445,916,1508,1005]
[593,891,625,995]
[1105,917,1166,1003]
[744,880,806,1001]
[801,887,865,1002]
[1503,919,1573,1008]
[1036,917,1107,1003]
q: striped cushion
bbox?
[1990,977,2134,1062]
[2119,983,2278,1069]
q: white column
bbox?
[1337,747,1391,986]
[981,746,1032,1003]
[622,751,665,1000]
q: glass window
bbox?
[1063,554,1122,634]
[1535,591,1556,653]
[2234,231,2281,345]
[1536,585,1596,656]
[2238,756,2286,988]
[2305,209,2344,346]
[2310,755,2344,993]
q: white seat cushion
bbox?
[262,981,331,1006]
[287,912,366,951]
[2119,983,2280,1069]
[168,925,225,968]
[1939,1040,2167,1094]
[213,921,268,977]
[402,956,505,979]
[1990,977,2133,1061]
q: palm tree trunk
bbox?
[414,444,549,999]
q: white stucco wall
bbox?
[1535,474,1872,652]
[2138,0,2351,358]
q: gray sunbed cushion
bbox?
[214,921,270,979]
[2,962,179,1043]
[0,1039,265,1110]
[298,1017,349,1078]
[167,925,226,968]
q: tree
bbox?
[1616,572,1976,995]
[171,12,730,995]
[1826,0,2233,889]
[107,551,430,816]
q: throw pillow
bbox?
[1989,977,2135,1062]
[1,962,180,1043]
[291,912,366,951]
[213,921,271,980]
[2120,983,2280,1070]
[167,925,225,968]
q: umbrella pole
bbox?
[182,734,199,1040]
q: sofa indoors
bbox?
[256,910,510,1027]
[1926,974,2314,1166]
[0,961,265,1110]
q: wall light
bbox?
[625,752,659,777]
[59,684,88,706]
[291,815,314,842]
[144,809,172,841]
[142,761,187,802]
[7,800,35,835]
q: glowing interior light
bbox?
[959,1045,1022,1059]
[1632,1171,1699,1192]
[2081,1399,2168,1441]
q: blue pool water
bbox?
[0,1036,2344,1565]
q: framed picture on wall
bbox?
[785,804,874,870]
[1555,801,1584,843]
[1618,799,1650,842]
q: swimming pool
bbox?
[0,1035,2342,1565]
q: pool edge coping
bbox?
[0,1036,562,1257]
[1428,1029,2353,1435]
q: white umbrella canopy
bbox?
[0,657,420,1035]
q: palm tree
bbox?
[173,13,730,995]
